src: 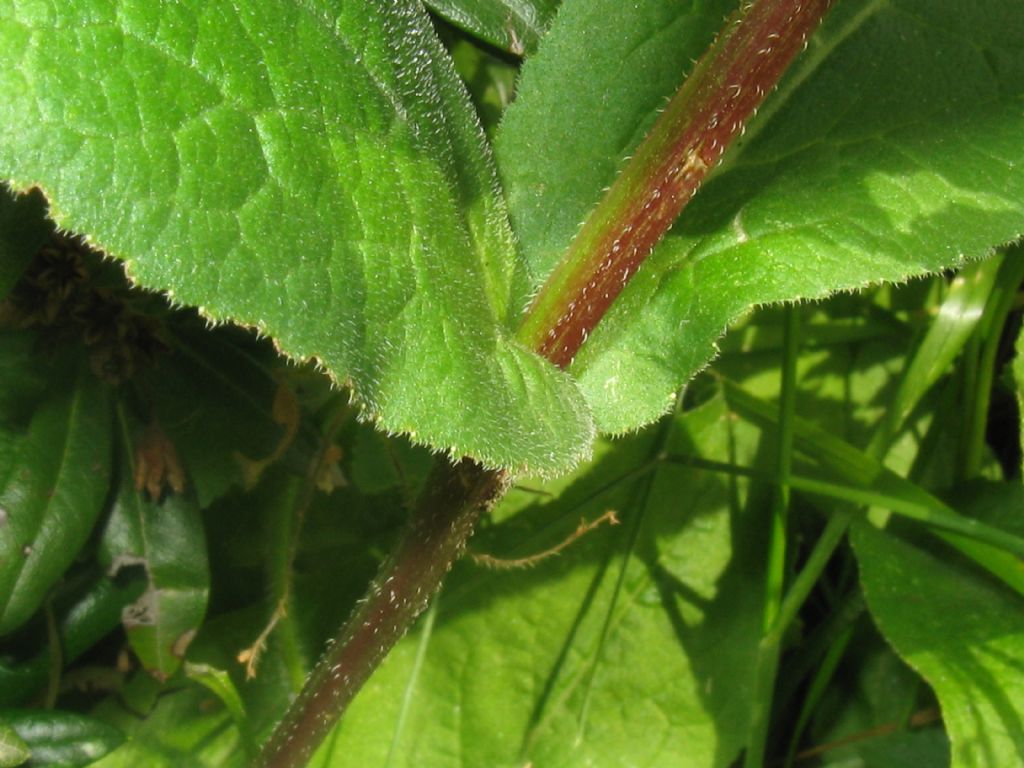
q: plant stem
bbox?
[744,305,801,768]
[253,460,506,768]
[516,0,835,367]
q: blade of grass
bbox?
[385,597,439,768]
[962,248,1024,478]
[722,381,1024,596]
[866,255,1004,460]
[745,306,801,768]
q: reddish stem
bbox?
[254,461,506,768]
[517,0,835,368]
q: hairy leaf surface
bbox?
[0,0,591,473]
[425,0,558,54]
[498,0,1024,434]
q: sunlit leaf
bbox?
[853,482,1024,767]
[309,397,767,767]
[0,0,591,472]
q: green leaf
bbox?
[0,574,145,707]
[868,255,1004,457]
[1014,321,1024,479]
[425,0,559,54]
[0,366,111,635]
[184,663,252,751]
[307,396,767,767]
[98,407,209,680]
[0,721,29,768]
[0,0,591,473]
[90,675,243,768]
[852,482,1024,768]
[0,187,48,300]
[138,319,287,508]
[0,709,123,767]
[497,0,1024,435]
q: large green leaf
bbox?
[0,366,111,635]
[0,0,591,473]
[852,483,1024,768]
[97,407,210,680]
[304,396,767,767]
[497,0,1024,435]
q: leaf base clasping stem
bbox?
[255,0,835,764]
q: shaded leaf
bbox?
[0,187,49,300]
[0,574,145,707]
[497,0,1024,435]
[90,675,243,768]
[0,0,591,473]
[98,407,209,679]
[0,709,122,767]
[308,396,767,767]
[184,662,253,752]
[852,482,1024,768]
[0,367,111,635]
[136,320,284,508]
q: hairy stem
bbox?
[254,461,507,767]
[516,0,835,366]
[255,1,835,765]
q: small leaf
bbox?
[853,482,1024,768]
[0,720,29,768]
[184,663,252,752]
[0,574,145,707]
[868,255,1004,455]
[98,407,209,679]
[0,709,123,767]
[425,0,558,54]
[0,366,111,635]
[0,0,592,473]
